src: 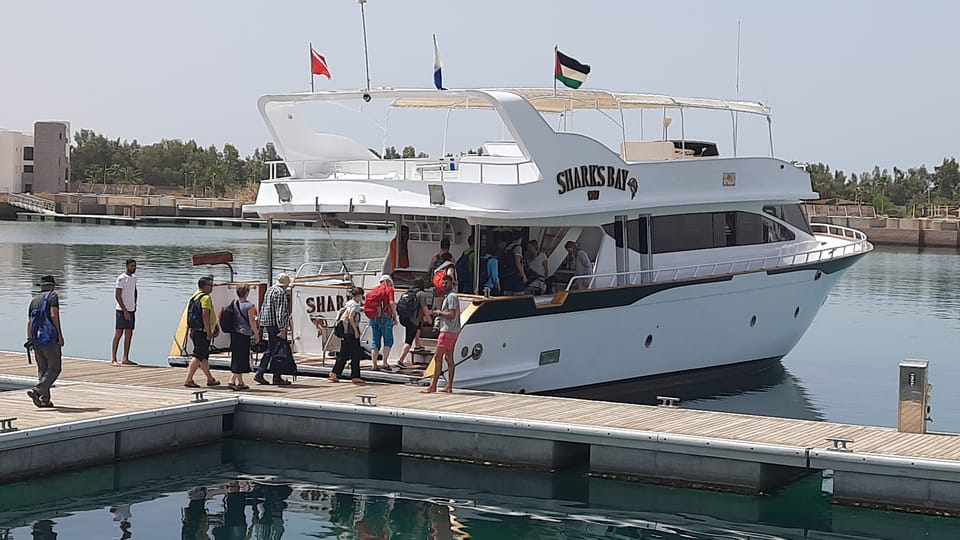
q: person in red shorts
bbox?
[422,274,460,393]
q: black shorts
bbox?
[401,319,420,345]
[115,310,136,330]
[191,329,210,360]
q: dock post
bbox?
[267,218,274,284]
[898,359,931,433]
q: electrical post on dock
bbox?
[898,359,932,434]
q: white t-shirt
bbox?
[529,252,548,277]
[341,299,363,336]
[115,272,137,311]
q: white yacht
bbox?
[235,87,870,394]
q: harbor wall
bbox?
[814,216,960,247]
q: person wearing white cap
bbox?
[254,273,292,385]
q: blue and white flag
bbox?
[433,34,445,90]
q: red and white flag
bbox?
[310,47,331,79]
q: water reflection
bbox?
[554,362,824,421]
[3,440,958,540]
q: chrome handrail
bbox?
[566,224,871,291]
[266,158,536,185]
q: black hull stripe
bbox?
[466,252,867,325]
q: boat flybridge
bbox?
[224,87,872,394]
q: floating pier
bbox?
[2,352,960,515]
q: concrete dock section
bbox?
[2,352,960,514]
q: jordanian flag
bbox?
[555,49,590,89]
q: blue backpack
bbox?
[30,292,59,347]
[455,248,474,293]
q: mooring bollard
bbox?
[657,396,680,408]
[0,417,17,433]
[192,391,207,403]
[826,436,854,452]
[356,393,377,406]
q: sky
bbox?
[3,0,958,175]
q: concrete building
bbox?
[0,121,69,194]
[32,121,70,194]
[0,129,34,193]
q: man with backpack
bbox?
[183,276,221,388]
[499,232,527,295]
[395,278,433,368]
[365,274,398,371]
[254,273,293,386]
[26,275,64,408]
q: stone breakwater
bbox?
[813,216,960,247]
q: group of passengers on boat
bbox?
[388,225,593,298]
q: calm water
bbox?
[2,221,960,538]
[1,439,959,540]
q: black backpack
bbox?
[455,249,474,293]
[220,300,238,333]
[396,289,419,321]
[187,292,207,330]
[499,243,521,278]
[333,307,348,338]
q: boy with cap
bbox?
[26,275,63,407]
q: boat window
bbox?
[649,211,794,254]
[781,204,814,236]
[601,218,648,252]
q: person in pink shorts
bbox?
[422,275,460,393]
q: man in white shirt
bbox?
[111,258,139,366]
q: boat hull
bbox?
[448,257,857,393]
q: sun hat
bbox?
[36,275,57,287]
[276,273,291,286]
[379,274,392,283]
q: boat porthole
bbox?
[460,346,469,359]
[750,315,757,327]
[502,342,507,348]
[794,306,800,318]
[644,335,653,348]
[472,343,483,359]
[815,271,822,280]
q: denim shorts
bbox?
[370,317,394,350]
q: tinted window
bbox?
[649,212,794,254]
[781,203,814,235]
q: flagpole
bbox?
[359,0,371,92]
[309,42,315,93]
[553,45,558,97]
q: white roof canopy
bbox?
[390,88,771,116]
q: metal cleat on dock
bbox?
[192,391,207,403]
[356,393,378,406]
[657,396,680,408]
[0,417,17,433]
[826,436,854,452]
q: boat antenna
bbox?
[315,197,352,278]
[358,0,371,93]
[733,18,741,156]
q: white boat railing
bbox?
[566,224,871,290]
[267,158,539,185]
[294,257,385,279]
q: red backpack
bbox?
[433,261,453,291]
[364,284,390,319]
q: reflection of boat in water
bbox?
[552,360,824,421]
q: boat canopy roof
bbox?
[389,88,771,116]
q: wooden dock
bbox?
[2,351,960,514]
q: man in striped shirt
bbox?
[254,273,292,385]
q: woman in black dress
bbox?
[229,284,259,390]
